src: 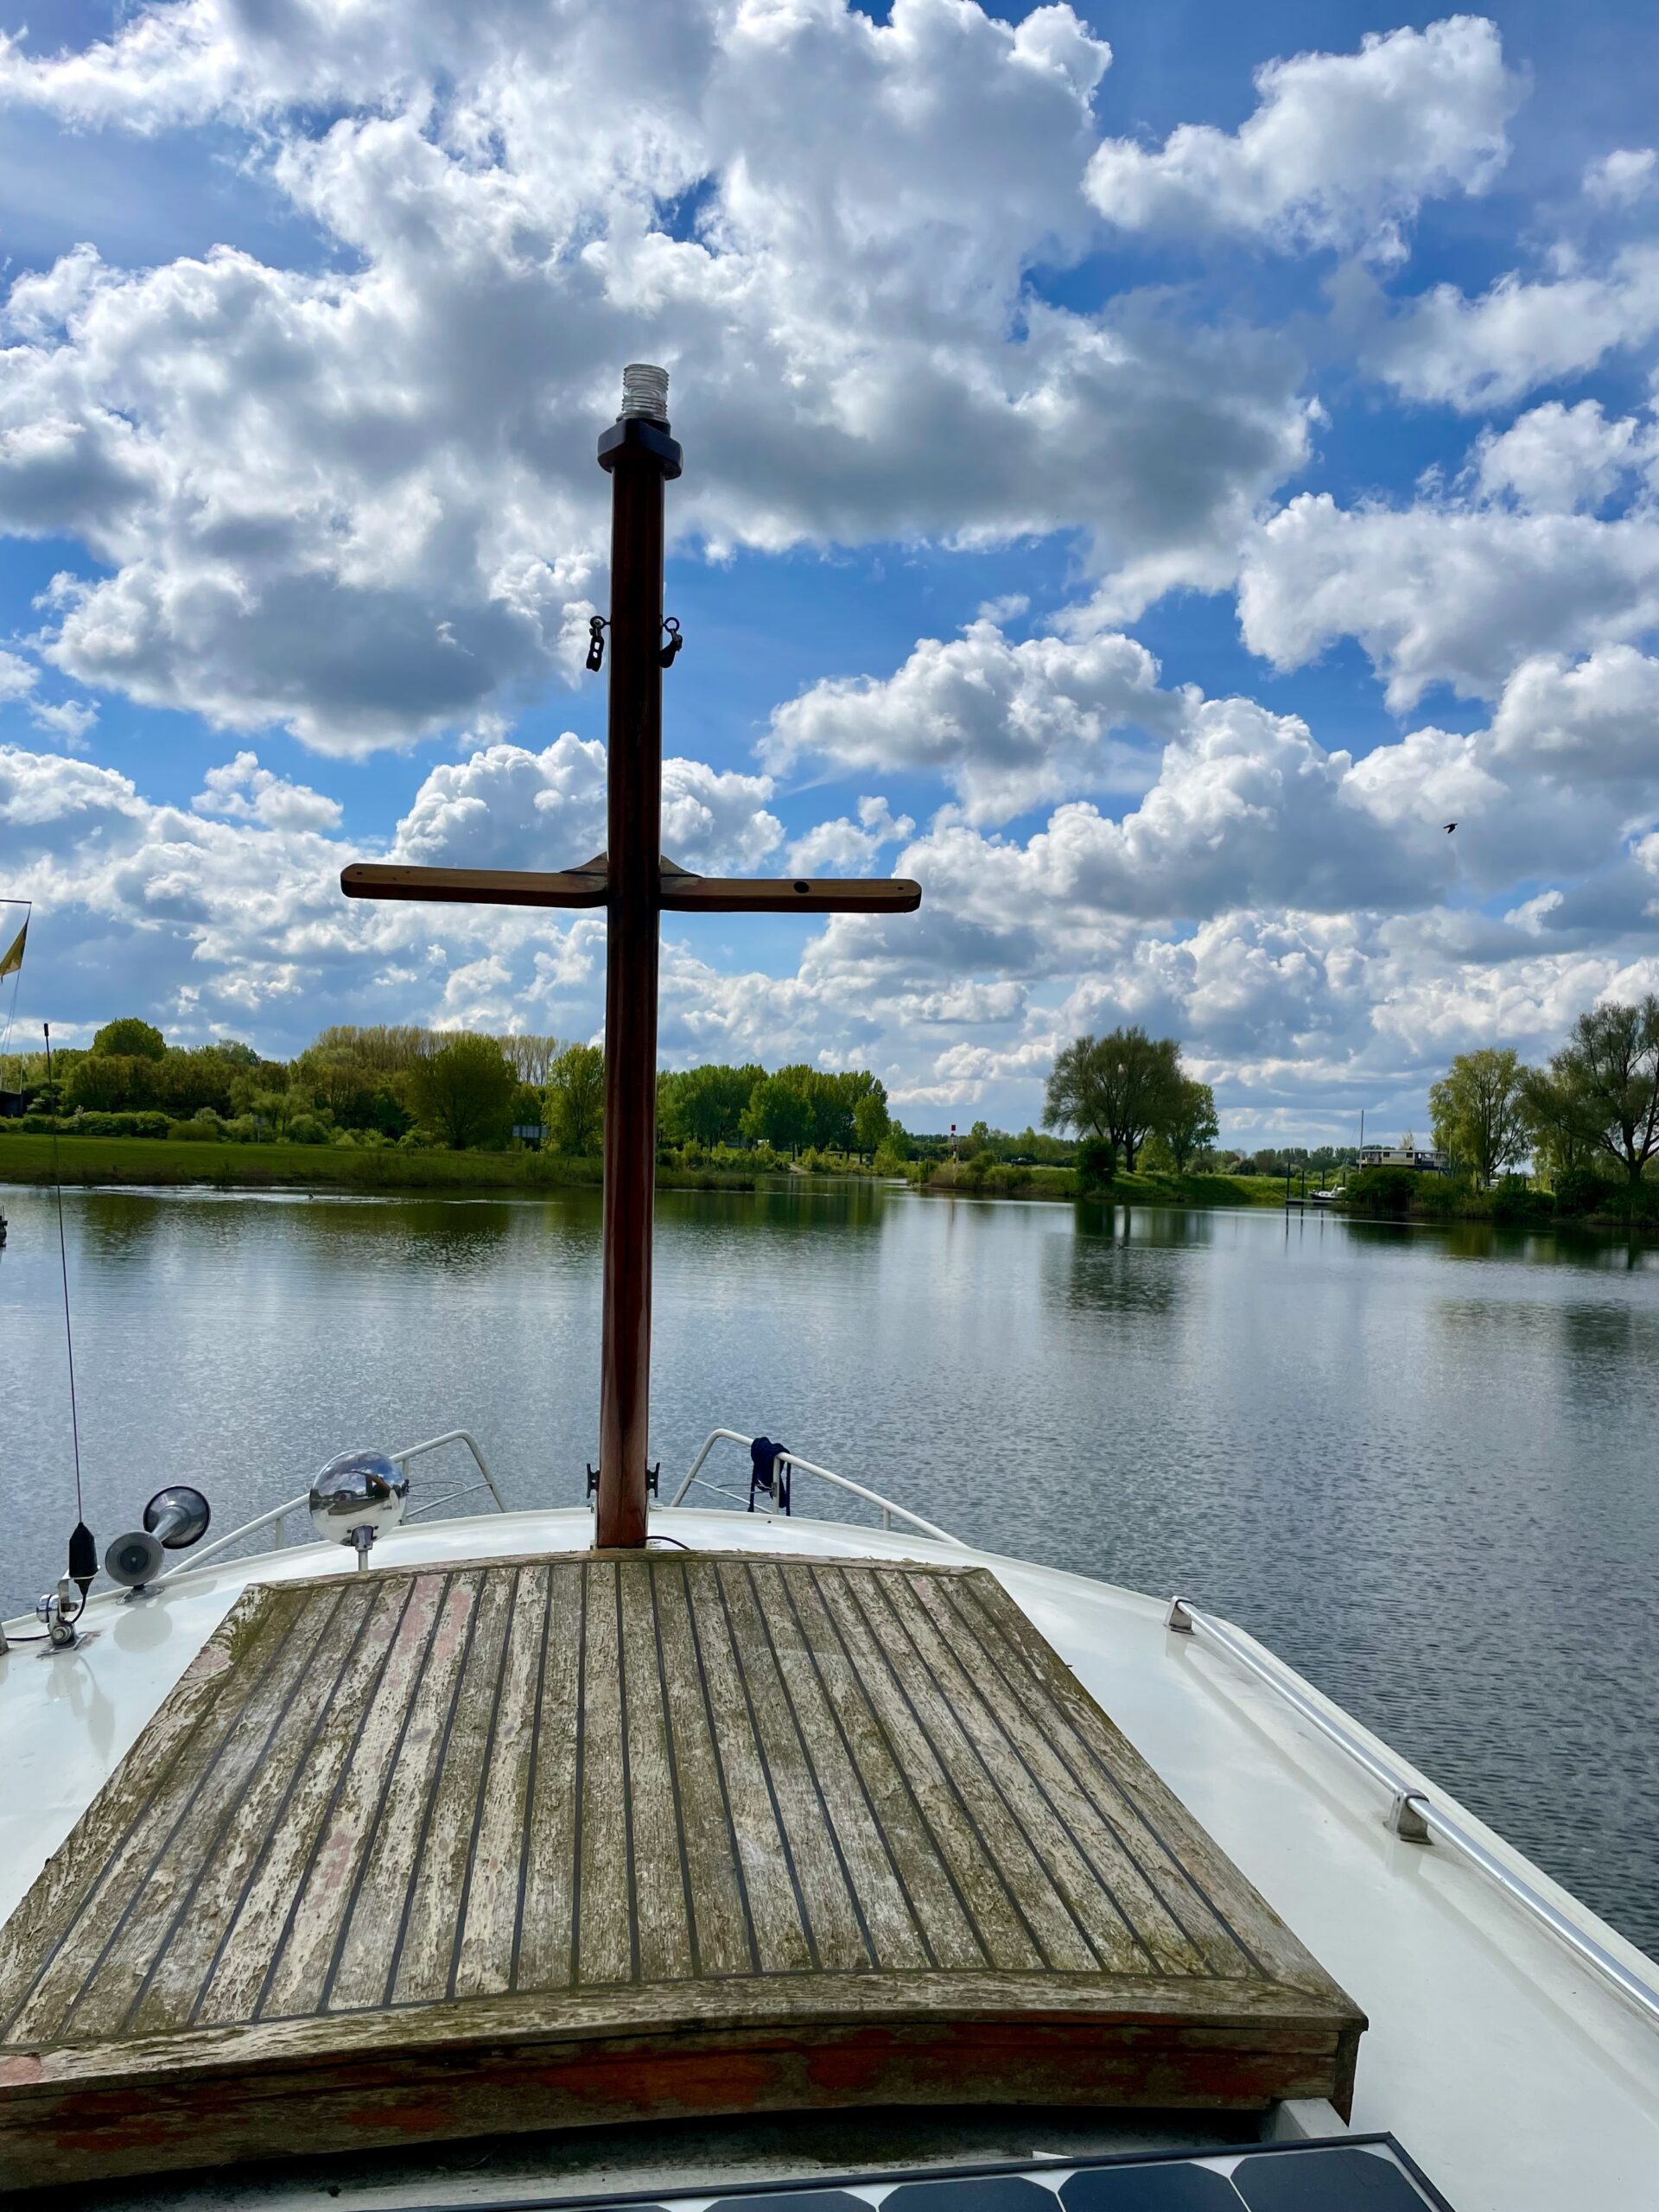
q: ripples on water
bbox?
[3,1179,1656,1955]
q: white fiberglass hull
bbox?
[3,1504,1656,2212]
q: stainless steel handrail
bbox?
[1167,1595,1659,2032]
[391,1429,506,1510]
[157,1430,507,1581]
[670,1427,961,1544]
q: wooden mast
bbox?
[341,366,921,1549]
[594,371,678,1547]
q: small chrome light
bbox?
[308,1449,408,1567]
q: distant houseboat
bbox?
[1357,1141,1445,1173]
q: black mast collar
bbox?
[597,416,683,478]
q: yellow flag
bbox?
[0,918,23,978]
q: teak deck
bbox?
[0,1554,1364,2186]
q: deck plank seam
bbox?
[59,1584,343,2040]
[893,1573,1160,1976]
[510,1562,557,1994]
[803,1562,993,1971]
[953,1580,1267,1976]
[913,1574,1211,1974]
[568,1559,589,1990]
[740,1562,879,1971]
[613,1566,642,1986]
[647,1563,703,1980]
[677,1556,761,1976]
[858,1569,1122,1976]
[835,1569,1052,1970]
[773,1565,939,1970]
[400,1572,517,2005]
[223,1577,413,2025]
[709,1560,821,1971]
[179,1574,408,2031]
[448,1566,523,2002]
[316,1571,453,2015]
[959,1577,1266,1967]
[381,1572,486,2009]
[0,1585,299,2030]
[936,1577,1239,1974]
[54,1584,346,2043]
[0,1584,308,2043]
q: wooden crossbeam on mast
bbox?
[342,365,920,1548]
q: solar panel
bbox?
[549,2139,1454,2212]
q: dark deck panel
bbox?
[0,1554,1364,2186]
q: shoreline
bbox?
[1,1133,1648,1233]
[0,1132,763,1194]
[0,1131,1280,1210]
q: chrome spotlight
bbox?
[308,1449,408,1567]
[105,1484,213,1592]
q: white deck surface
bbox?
[4,1502,1659,2212]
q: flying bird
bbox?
[1444,822,1458,833]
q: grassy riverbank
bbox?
[910,1157,1283,1206]
[0,1128,1291,1207]
[0,1132,766,1193]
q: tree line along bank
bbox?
[0,1020,926,1170]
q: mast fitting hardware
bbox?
[1389,1789,1433,1845]
[659,618,683,669]
[36,1577,80,1649]
[586,616,608,673]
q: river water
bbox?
[3,1179,1657,1955]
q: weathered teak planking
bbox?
[0,1554,1364,2187]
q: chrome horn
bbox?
[104,1484,213,1592]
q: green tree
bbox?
[310,1023,436,1072]
[1157,1077,1219,1173]
[1529,997,1659,1185]
[1428,1048,1529,1187]
[409,1034,518,1149]
[852,1083,891,1155]
[499,1033,563,1087]
[509,1082,547,1136]
[248,1087,295,1137]
[1043,1027,1181,1173]
[92,1017,165,1060]
[742,1066,817,1153]
[1520,1068,1592,1184]
[873,1120,912,1173]
[289,1046,393,1131]
[814,1070,874,1152]
[660,1062,760,1147]
[67,1054,159,1112]
[546,1042,606,1154]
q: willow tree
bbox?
[1428,1048,1529,1186]
[1525,998,1659,1186]
[1043,1027,1181,1173]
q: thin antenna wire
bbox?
[42,1020,85,1523]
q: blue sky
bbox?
[2,1,1658,1144]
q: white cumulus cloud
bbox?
[1584,147,1656,208]
[766,619,1181,825]
[1085,17,1518,253]
[1363,245,1659,410]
